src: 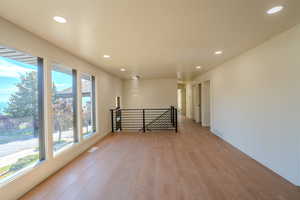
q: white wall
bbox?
[98,73,123,134]
[0,17,122,200]
[193,24,300,186]
[123,78,177,108]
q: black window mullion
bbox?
[92,76,96,133]
[72,69,79,143]
[37,57,46,161]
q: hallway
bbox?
[21,118,300,200]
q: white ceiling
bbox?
[0,0,300,80]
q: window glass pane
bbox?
[81,74,95,139]
[0,46,41,183]
[52,64,74,153]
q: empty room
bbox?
[0,0,300,199]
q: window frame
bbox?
[91,75,96,133]
[51,64,78,154]
[37,57,46,160]
[0,43,100,186]
[72,69,79,143]
[80,73,97,139]
[0,46,46,184]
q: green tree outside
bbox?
[3,71,73,143]
[4,72,39,137]
[52,83,73,143]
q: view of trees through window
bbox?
[0,46,41,183]
[52,65,75,153]
[0,45,97,184]
[81,74,95,139]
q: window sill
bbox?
[0,159,44,188]
[0,133,101,188]
[53,143,74,157]
[83,131,97,140]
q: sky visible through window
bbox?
[0,57,35,112]
[0,49,95,182]
[0,57,72,114]
[0,55,93,182]
[0,56,41,182]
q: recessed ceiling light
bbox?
[267,6,284,15]
[215,51,223,55]
[196,66,202,69]
[53,16,67,23]
[103,55,111,58]
[120,68,126,72]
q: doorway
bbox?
[177,89,182,113]
[198,83,202,124]
[115,96,121,109]
[192,84,201,123]
[202,80,211,127]
[177,84,186,116]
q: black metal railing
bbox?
[110,106,177,133]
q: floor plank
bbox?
[20,117,300,200]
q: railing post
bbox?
[175,108,178,132]
[111,109,114,133]
[142,109,146,132]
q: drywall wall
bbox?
[193,24,300,186]
[123,78,177,108]
[98,72,123,134]
[0,17,122,200]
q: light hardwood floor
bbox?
[21,117,300,200]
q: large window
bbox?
[0,46,44,183]
[0,45,98,184]
[51,64,77,153]
[81,74,96,139]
